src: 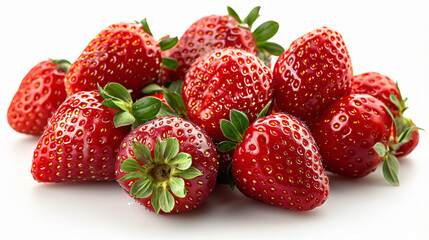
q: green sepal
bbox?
[170,152,192,170]
[165,80,183,96]
[175,167,203,179]
[51,59,71,73]
[256,41,285,56]
[243,6,261,29]
[132,96,162,120]
[120,158,146,172]
[159,37,178,51]
[252,21,279,43]
[220,119,243,142]
[152,187,161,214]
[142,84,164,94]
[217,141,238,153]
[132,141,153,166]
[373,142,387,157]
[230,109,249,136]
[382,155,400,186]
[156,104,178,118]
[159,187,175,213]
[103,82,133,106]
[130,178,154,198]
[226,162,235,190]
[163,87,187,117]
[113,111,136,128]
[227,6,243,24]
[118,171,147,181]
[162,57,179,70]
[257,100,272,119]
[169,177,186,198]
[154,138,180,163]
[140,18,153,36]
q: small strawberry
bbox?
[64,19,178,100]
[218,108,330,211]
[273,26,353,121]
[115,116,218,214]
[311,94,395,184]
[182,48,274,142]
[31,90,130,182]
[168,6,284,81]
[7,59,70,135]
[351,72,422,158]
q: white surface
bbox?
[1,0,429,239]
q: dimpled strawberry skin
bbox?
[352,72,401,117]
[183,48,273,142]
[65,22,162,99]
[233,113,329,211]
[7,60,68,135]
[115,116,218,214]
[168,15,256,81]
[31,91,129,182]
[273,26,353,121]
[313,94,392,178]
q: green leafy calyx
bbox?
[51,59,71,73]
[119,138,203,214]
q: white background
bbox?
[1,0,428,239]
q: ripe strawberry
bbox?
[7,59,70,135]
[311,94,394,183]
[219,110,329,211]
[64,19,178,100]
[168,6,284,81]
[115,116,218,214]
[182,48,274,142]
[273,26,353,121]
[31,90,130,182]
[351,72,422,158]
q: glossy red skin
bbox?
[312,94,392,178]
[116,116,218,214]
[395,123,420,158]
[273,26,353,121]
[233,113,329,211]
[352,72,401,117]
[7,60,68,135]
[183,48,273,142]
[65,22,162,100]
[216,149,234,184]
[31,91,129,182]
[168,15,256,81]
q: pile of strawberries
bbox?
[7,6,421,214]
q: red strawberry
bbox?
[351,72,422,158]
[7,59,70,135]
[115,116,218,214]
[219,110,329,211]
[64,19,178,100]
[31,90,130,182]
[273,26,353,121]
[312,94,395,183]
[182,48,274,142]
[168,6,284,81]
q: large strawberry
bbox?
[7,59,70,135]
[273,26,353,121]
[115,116,218,214]
[219,110,330,211]
[311,94,395,184]
[167,6,284,81]
[64,19,178,100]
[31,90,130,182]
[351,72,421,158]
[182,48,274,142]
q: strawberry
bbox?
[219,109,330,211]
[273,26,353,121]
[7,59,70,135]
[115,116,218,214]
[64,19,178,100]
[351,72,422,158]
[182,48,274,142]
[168,6,284,81]
[311,94,395,183]
[31,90,130,182]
